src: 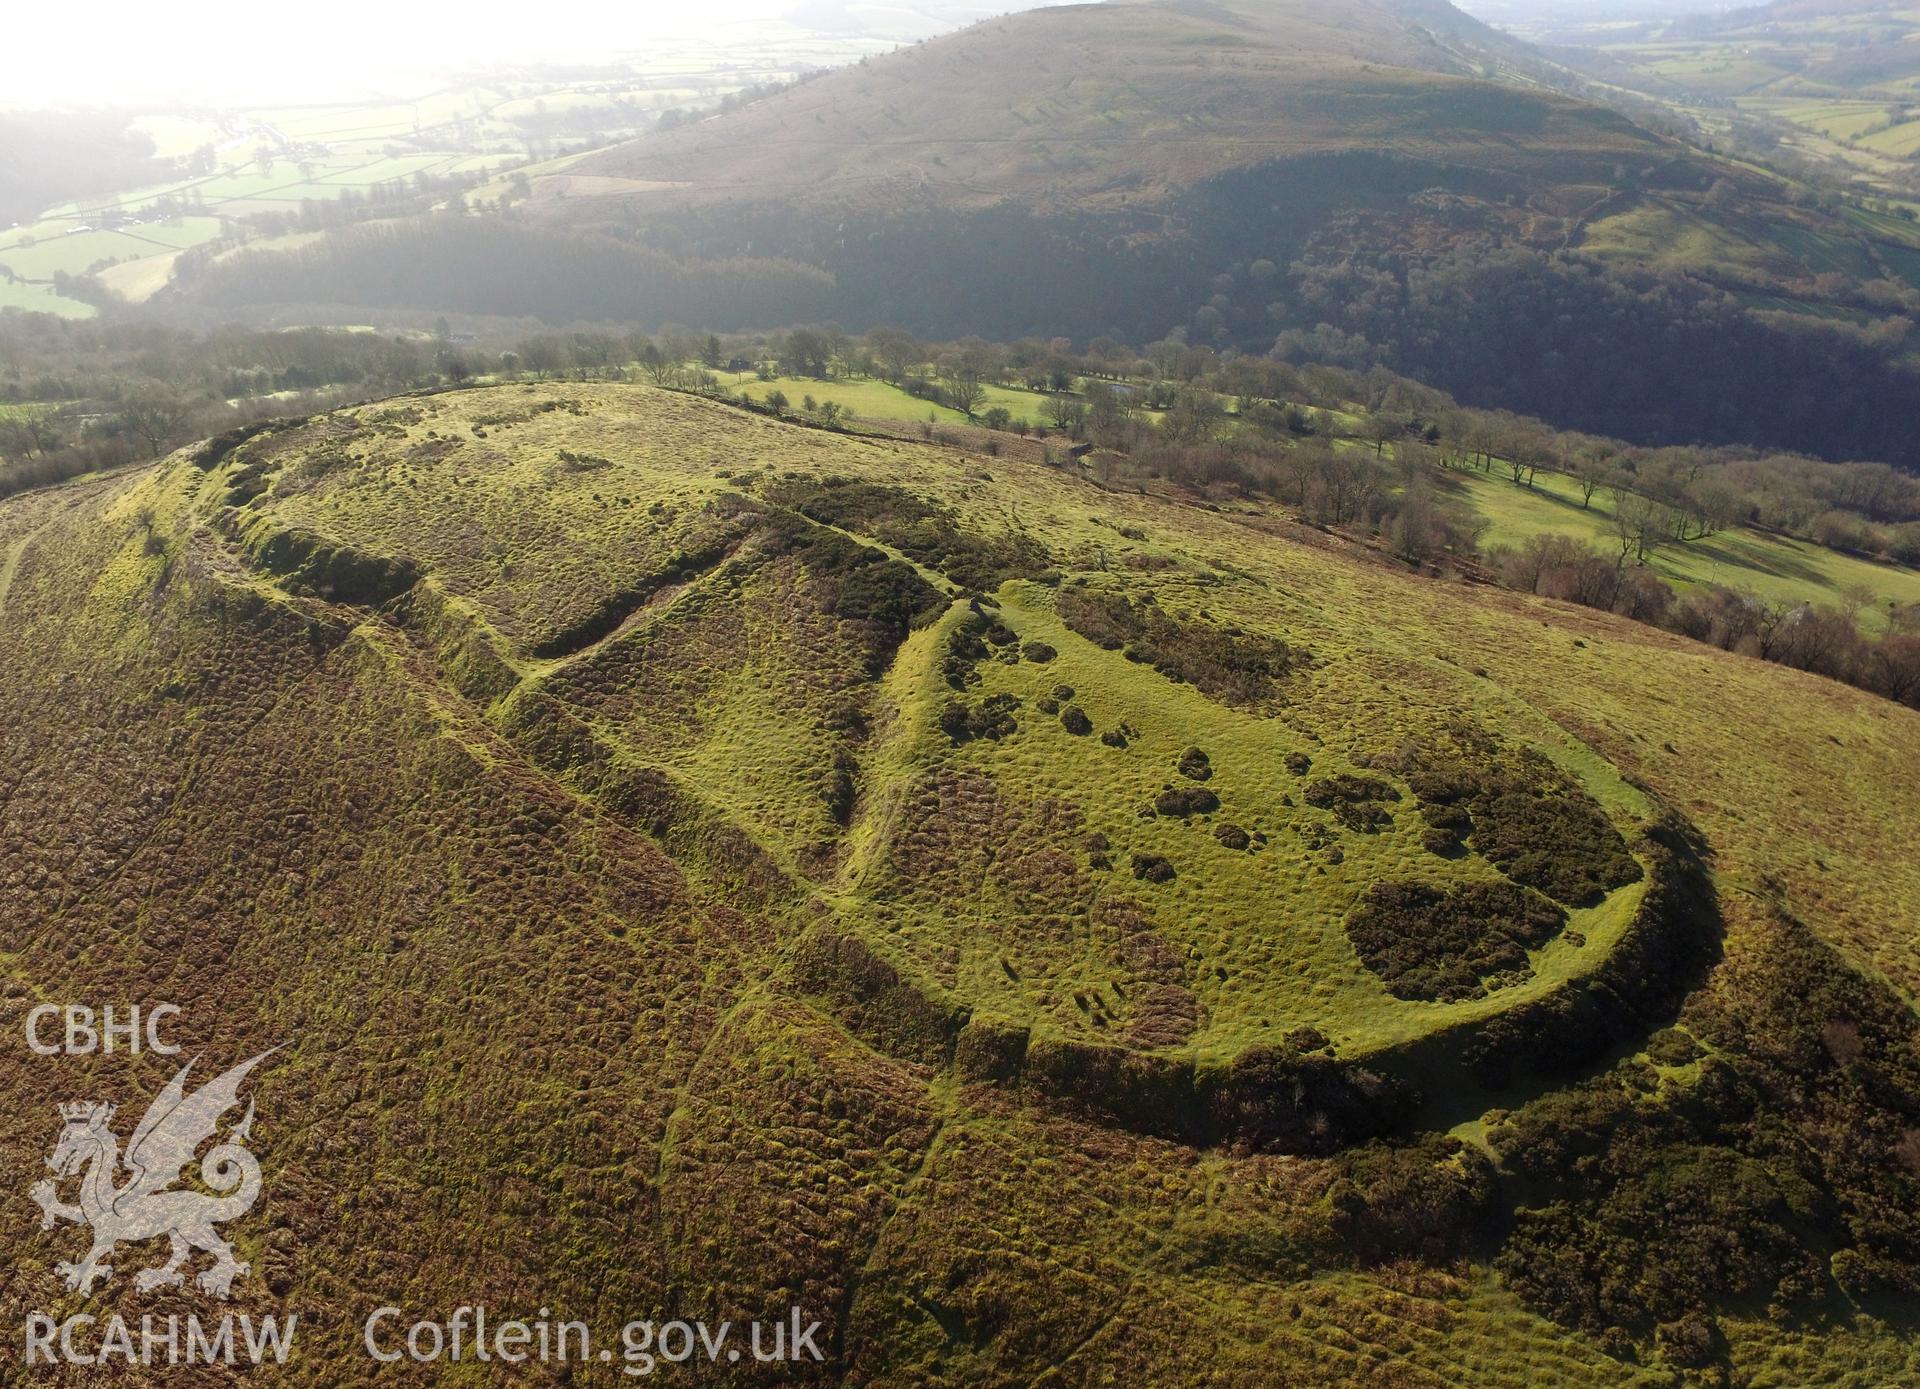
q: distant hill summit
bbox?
[186,0,1920,465]
[549,0,1656,217]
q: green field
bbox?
[1580,4,1920,199]
[42,152,499,225]
[0,216,225,280]
[0,280,95,318]
[0,214,227,316]
[4,56,808,314]
[732,372,1065,428]
[94,250,187,303]
[1577,194,1915,289]
[1453,464,1920,630]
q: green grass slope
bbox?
[1452,464,1920,630]
[2,382,1916,1384]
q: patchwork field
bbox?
[1562,0,1920,200]
[0,40,839,316]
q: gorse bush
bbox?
[939,693,1020,743]
[1131,853,1176,883]
[1302,774,1399,833]
[1213,821,1251,850]
[1490,908,1920,1349]
[1394,735,1641,905]
[1056,587,1306,707]
[1472,789,1642,906]
[764,475,1050,588]
[1153,785,1220,817]
[1345,880,1565,1001]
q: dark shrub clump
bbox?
[1303,774,1400,834]
[1304,774,1400,809]
[1392,731,1641,906]
[1473,790,1642,906]
[1154,785,1220,818]
[766,475,1050,588]
[1131,853,1176,883]
[942,614,991,689]
[1490,910,1920,1344]
[940,693,1021,743]
[1056,588,1306,707]
[1345,880,1565,1001]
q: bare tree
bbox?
[117,388,199,459]
[1864,634,1920,705]
[1750,597,1805,662]
[0,411,63,461]
[1613,492,1676,565]
[1362,412,1400,457]
[1043,395,1087,437]
[865,327,920,382]
[1570,450,1613,509]
[942,366,987,418]
[638,343,673,384]
[1163,389,1226,445]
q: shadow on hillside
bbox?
[1369,812,1726,1138]
[794,814,1727,1157]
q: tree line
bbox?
[0,317,489,499]
[148,146,1920,471]
[182,216,838,330]
[660,324,1920,711]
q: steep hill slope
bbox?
[179,1,1920,464]
[2,382,1917,1384]
[553,0,1616,215]
[505,0,1914,465]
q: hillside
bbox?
[180,0,1920,466]
[3,381,1918,1384]
[550,0,1612,215]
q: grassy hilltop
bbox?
[2,382,1918,1384]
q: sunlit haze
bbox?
[4,1,1008,107]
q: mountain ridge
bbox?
[545,0,1660,217]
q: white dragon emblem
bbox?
[30,1050,275,1300]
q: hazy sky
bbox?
[3,1,1017,107]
